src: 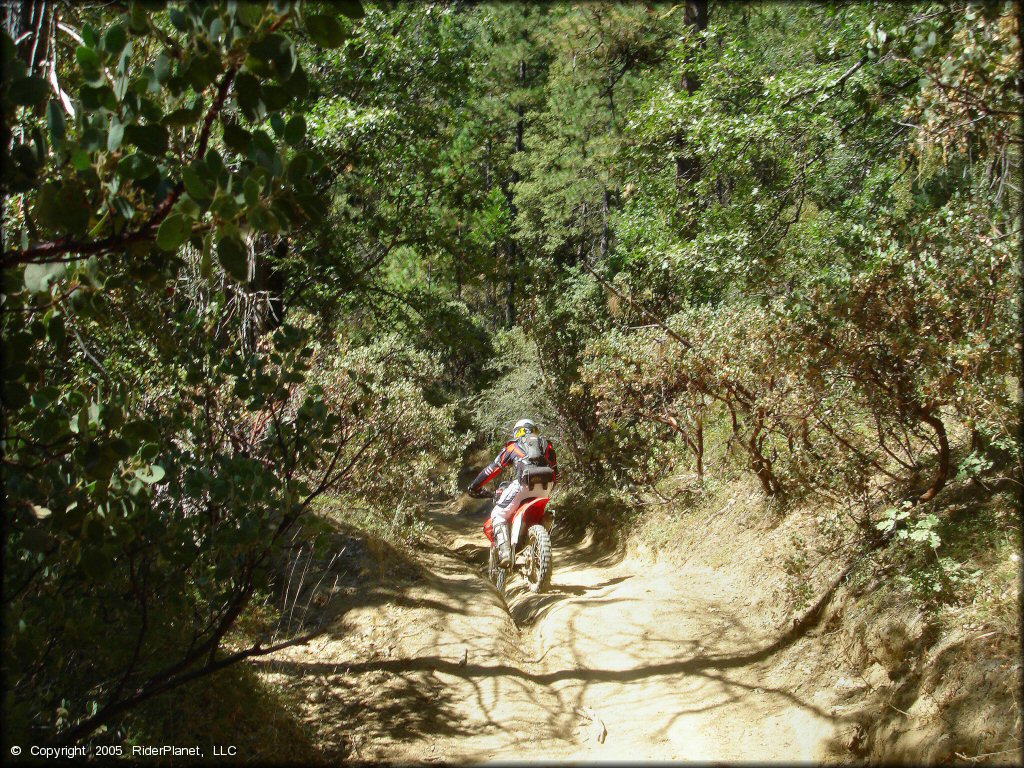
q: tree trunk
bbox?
[600,188,610,261]
[748,414,781,497]
[916,410,950,503]
[504,57,526,328]
[674,0,708,193]
[455,225,463,300]
[2,1,53,141]
[484,137,492,192]
[680,0,708,93]
[3,1,52,76]
[694,411,704,481]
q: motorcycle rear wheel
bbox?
[526,524,552,593]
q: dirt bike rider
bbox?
[467,419,558,569]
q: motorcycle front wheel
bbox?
[488,545,507,593]
[525,524,552,593]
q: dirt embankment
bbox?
[625,476,1022,765]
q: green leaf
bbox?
[249,32,295,78]
[210,192,239,219]
[129,3,149,32]
[338,0,365,19]
[243,176,261,206]
[47,314,66,348]
[168,7,189,32]
[200,233,213,278]
[284,115,306,146]
[306,13,347,48]
[9,76,49,106]
[156,214,192,251]
[3,381,30,410]
[285,61,309,96]
[237,4,264,27]
[34,181,90,236]
[134,464,166,484]
[124,123,169,155]
[11,143,40,176]
[123,420,161,443]
[294,192,326,220]
[46,101,66,143]
[103,24,127,56]
[286,151,311,182]
[75,46,101,71]
[154,51,172,84]
[250,33,286,63]
[249,205,279,234]
[80,547,113,580]
[161,103,202,128]
[222,122,252,154]
[117,152,157,180]
[30,384,60,407]
[182,165,212,201]
[82,24,98,48]
[261,83,290,111]
[185,51,221,90]
[208,16,225,42]
[107,118,125,151]
[269,112,285,138]
[217,233,248,281]
[205,148,224,173]
[233,71,263,119]
[250,128,275,156]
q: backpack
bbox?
[516,434,553,489]
[518,434,549,467]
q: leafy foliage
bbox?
[0,0,434,747]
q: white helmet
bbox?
[512,418,536,440]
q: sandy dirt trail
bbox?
[261,499,850,762]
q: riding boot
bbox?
[493,522,512,568]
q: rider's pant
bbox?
[490,479,550,527]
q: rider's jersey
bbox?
[470,437,558,492]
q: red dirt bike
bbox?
[472,483,555,594]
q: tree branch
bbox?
[782,55,868,108]
[2,67,237,268]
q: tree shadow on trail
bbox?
[256,657,500,759]
[262,632,842,723]
[551,575,633,595]
[505,576,634,626]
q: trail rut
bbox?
[260,500,854,762]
